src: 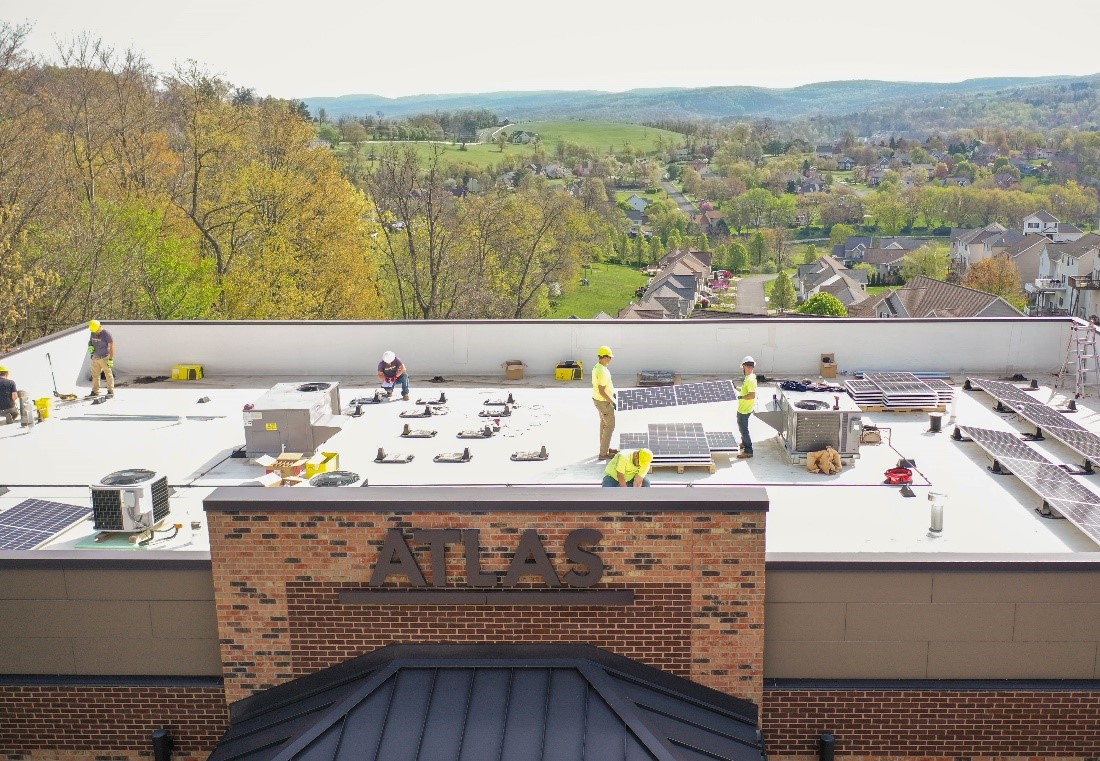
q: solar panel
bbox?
[618,432,650,449]
[618,381,738,412]
[956,425,1100,546]
[846,373,944,409]
[674,381,738,406]
[967,377,1035,405]
[956,427,1047,462]
[0,499,92,551]
[616,386,677,412]
[705,431,740,452]
[647,423,712,463]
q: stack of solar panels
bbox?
[620,429,739,454]
[844,379,882,407]
[646,423,714,467]
[844,372,943,409]
[637,370,676,387]
[924,378,956,406]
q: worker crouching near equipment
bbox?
[377,350,410,401]
[601,448,653,487]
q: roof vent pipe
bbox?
[818,731,836,761]
[929,492,946,535]
[151,728,173,761]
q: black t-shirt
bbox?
[0,377,16,410]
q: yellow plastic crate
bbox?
[555,361,583,381]
[171,364,204,380]
[305,451,339,478]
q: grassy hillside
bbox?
[548,263,649,319]
[340,121,683,170]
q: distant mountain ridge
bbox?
[301,75,1099,122]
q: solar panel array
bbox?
[0,499,92,551]
[845,372,951,409]
[957,426,1100,546]
[967,377,1100,464]
[647,423,713,465]
[617,380,737,412]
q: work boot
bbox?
[737,451,754,459]
[106,391,114,398]
[86,391,100,398]
[402,394,410,401]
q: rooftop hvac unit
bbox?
[308,470,364,487]
[761,388,863,462]
[90,468,170,532]
[244,381,347,457]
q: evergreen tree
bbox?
[770,272,797,312]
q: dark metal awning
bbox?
[209,644,765,761]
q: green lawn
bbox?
[548,263,649,319]
[336,120,684,172]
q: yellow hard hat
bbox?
[0,366,8,373]
[637,448,653,470]
[89,320,101,332]
[597,345,614,357]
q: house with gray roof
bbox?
[848,275,1023,318]
[794,255,869,308]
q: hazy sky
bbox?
[3,0,1096,99]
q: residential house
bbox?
[816,145,836,157]
[509,130,538,144]
[693,211,728,236]
[832,236,872,266]
[951,223,1023,271]
[835,156,856,171]
[867,169,887,187]
[544,163,568,179]
[847,275,1023,318]
[624,194,651,213]
[1000,234,1048,290]
[794,255,869,308]
[619,251,712,319]
[1022,210,1085,242]
[674,148,691,160]
[943,176,971,187]
[1037,147,1056,159]
[861,248,908,280]
[1027,233,1100,318]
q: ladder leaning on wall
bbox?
[1057,320,1100,398]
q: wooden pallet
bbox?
[858,405,946,413]
[650,460,716,474]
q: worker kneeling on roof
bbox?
[601,448,653,488]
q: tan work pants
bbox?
[593,398,616,457]
[91,356,115,393]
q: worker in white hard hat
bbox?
[592,345,617,460]
[87,320,115,398]
[376,350,410,401]
[602,448,653,487]
[736,356,757,458]
[0,365,17,424]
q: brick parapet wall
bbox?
[207,509,766,704]
[763,687,1100,760]
[0,683,228,761]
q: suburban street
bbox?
[661,180,698,215]
[734,274,777,315]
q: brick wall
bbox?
[0,683,228,761]
[763,686,1100,760]
[207,508,766,705]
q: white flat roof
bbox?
[2,371,1099,556]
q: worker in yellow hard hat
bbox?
[0,365,17,424]
[592,345,617,460]
[87,320,116,398]
[602,448,653,487]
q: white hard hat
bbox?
[382,350,396,363]
[741,356,755,365]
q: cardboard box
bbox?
[503,360,526,380]
[820,353,837,379]
[255,452,308,478]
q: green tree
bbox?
[829,223,857,248]
[727,241,748,273]
[748,232,767,266]
[797,292,847,316]
[900,242,951,282]
[802,244,818,265]
[770,271,797,312]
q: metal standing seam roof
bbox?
[208,644,764,761]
